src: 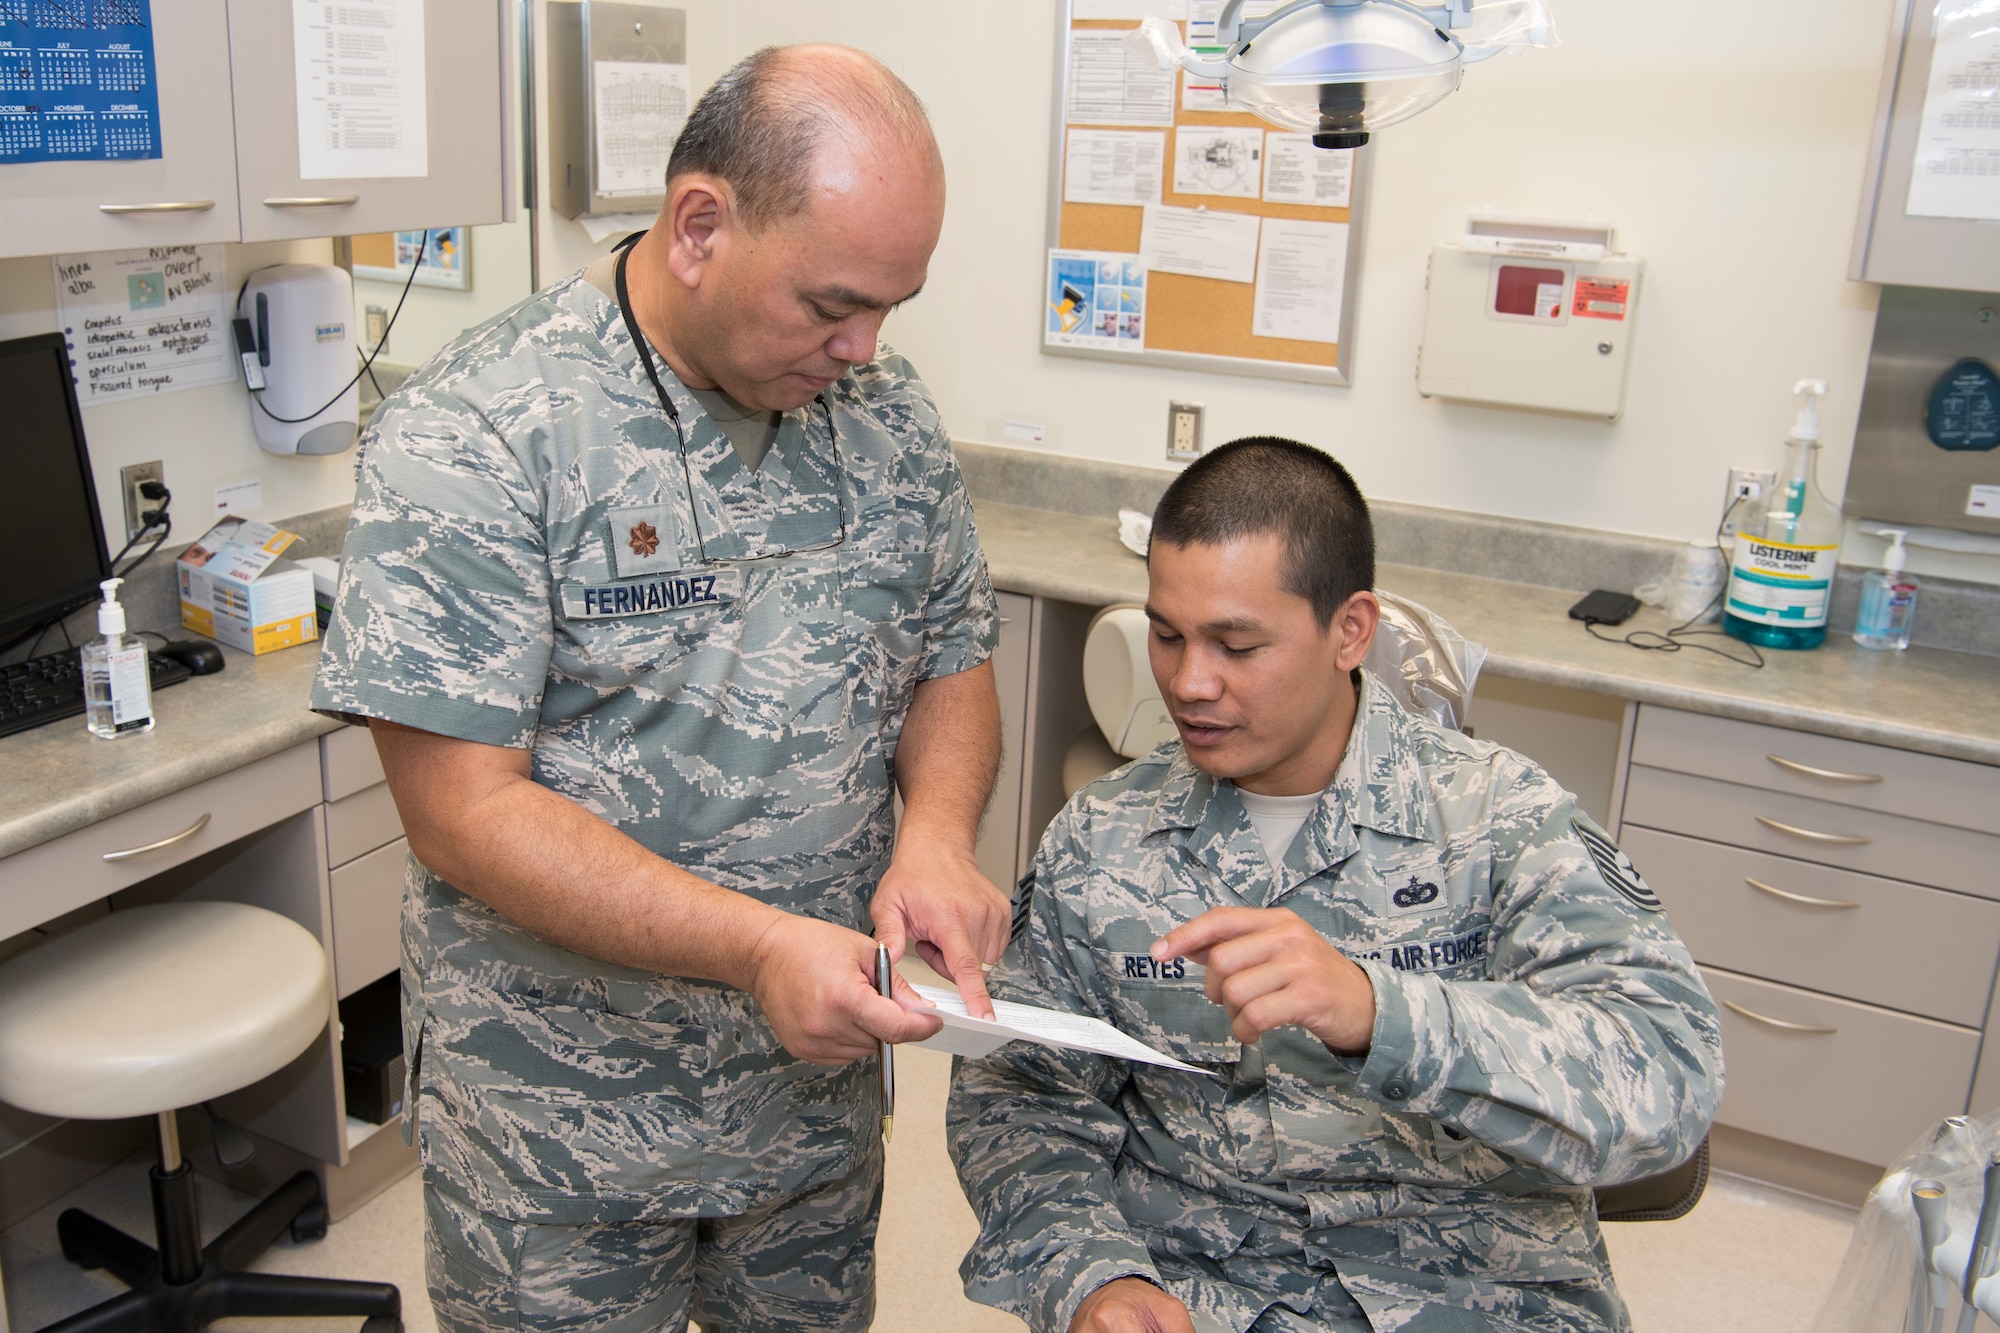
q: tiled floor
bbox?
[3,1047,1859,1332]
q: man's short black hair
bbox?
[1150,436,1375,628]
[665,46,935,232]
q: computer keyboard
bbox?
[0,646,192,739]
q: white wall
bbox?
[12,2,1984,586]
[0,240,356,551]
[727,0,1899,558]
[352,215,536,370]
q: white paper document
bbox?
[1074,0,1189,16]
[594,60,690,199]
[1906,3,2000,221]
[292,0,428,180]
[1253,217,1348,343]
[1065,128,1166,206]
[51,245,235,406]
[1142,203,1261,283]
[1263,135,1354,207]
[907,984,1209,1073]
[1067,30,1176,127]
[1172,124,1265,199]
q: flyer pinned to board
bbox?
[1047,250,1146,352]
[51,245,236,406]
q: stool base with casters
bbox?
[38,1110,401,1333]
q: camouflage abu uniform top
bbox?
[948,673,1722,1333]
[311,266,998,1226]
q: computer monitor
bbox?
[0,332,112,650]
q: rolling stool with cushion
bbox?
[0,901,401,1333]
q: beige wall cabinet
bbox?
[228,0,509,243]
[0,0,242,259]
[0,0,508,262]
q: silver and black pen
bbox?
[876,943,895,1144]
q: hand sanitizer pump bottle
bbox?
[82,577,154,738]
[1724,381,1842,650]
[1853,529,1919,651]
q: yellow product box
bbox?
[175,518,319,655]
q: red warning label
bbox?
[1572,277,1630,321]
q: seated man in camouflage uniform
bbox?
[947,438,1724,1333]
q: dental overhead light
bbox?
[1134,0,1558,150]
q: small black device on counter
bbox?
[156,639,225,676]
[338,972,406,1125]
[1568,589,1641,626]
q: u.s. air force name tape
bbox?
[559,569,742,620]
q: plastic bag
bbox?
[1363,591,1488,733]
[1813,1111,2000,1332]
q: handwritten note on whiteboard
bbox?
[51,246,235,406]
[292,0,429,180]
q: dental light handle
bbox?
[1915,1180,1952,1333]
[1957,1154,2000,1333]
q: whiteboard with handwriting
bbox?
[50,245,234,407]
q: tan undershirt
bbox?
[584,254,782,472]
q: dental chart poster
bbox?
[0,0,163,165]
[1046,250,1146,351]
[51,244,234,405]
[594,59,690,199]
[292,0,427,180]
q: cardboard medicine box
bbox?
[176,519,319,655]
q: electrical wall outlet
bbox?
[1167,401,1203,461]
[120,460,164,542]
[363,304,389,353]
[1722,467,1775,537]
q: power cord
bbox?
[237,229,429,425]
[0,482,173,663]
[1581,502,1766,669]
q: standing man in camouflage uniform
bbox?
[312,45,1010,1333]
[948,438,1723,1333]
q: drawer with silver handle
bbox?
[1622,764,2000,898]
[1632,705,2000,836]
[0,742,321,940]
[1626,826,2000,1025]
[1704,966,1979,1166]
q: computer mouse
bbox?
[157,639,226,676]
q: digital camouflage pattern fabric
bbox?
[310,266,997,1227]
[948,673,1722,1333]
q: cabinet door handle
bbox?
[98,200,215,214]
[1723,999,1838,1035]
[1754,815,1873,847]
[262,195,360,208]
[101,812,211,862]
[1745,877,1860,910]
[1766,754,1884,784]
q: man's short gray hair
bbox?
[665,45,937,231]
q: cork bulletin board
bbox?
[1044,3,1371,386]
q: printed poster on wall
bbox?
[292,0,428,180]
[51,244,235,405]
[1046,249,1146,352]
[0,0,163,165]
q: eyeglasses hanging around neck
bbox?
[612,236,848,566]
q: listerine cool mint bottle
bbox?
[1723,380,1841,650]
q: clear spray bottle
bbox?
[1723,380,1842,651]
[82,577,154,738]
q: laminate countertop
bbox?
[3,501,1995,863]
[973,501,2000,769]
